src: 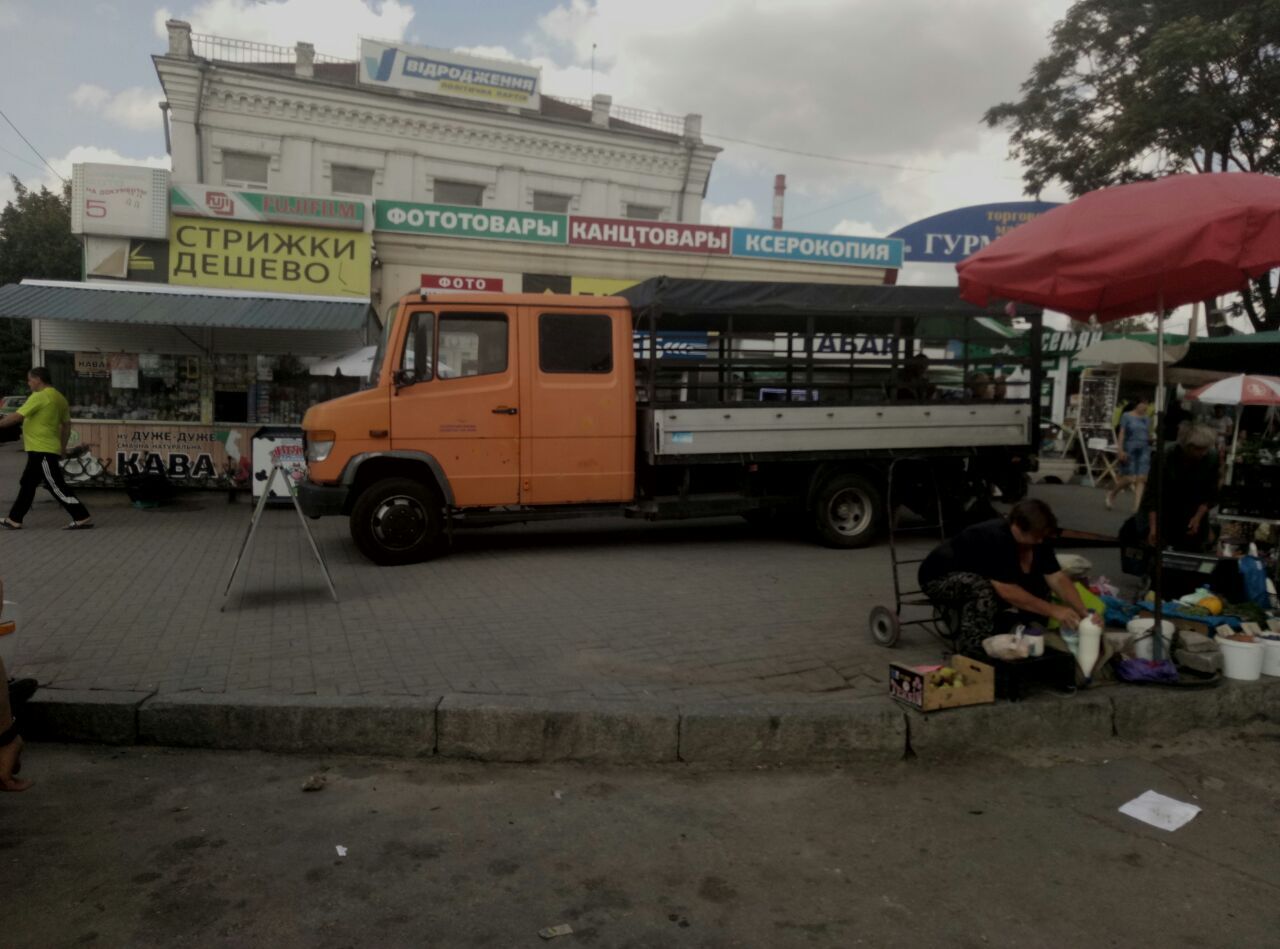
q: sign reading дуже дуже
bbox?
[375,200,903,269]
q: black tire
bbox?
[869,605,901,647]
[349,477,445,566]
[811,471,884,548]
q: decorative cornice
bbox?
[196,74,703,180]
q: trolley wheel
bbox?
[868,605,902,648]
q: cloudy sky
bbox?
[0,0,1078,283]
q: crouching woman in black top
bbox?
[918,499,1089,657]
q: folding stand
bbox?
[221,465,338,610]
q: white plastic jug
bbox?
[0,600,19,669]
[1258,636,1280,678]
[1076,611,1103,680]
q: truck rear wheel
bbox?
[812,472,884,548]
[350,477,445,565]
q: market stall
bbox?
[0,279,375,489]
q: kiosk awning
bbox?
[0,280,372,332]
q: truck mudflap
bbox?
[297,481,349,517]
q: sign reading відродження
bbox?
[168,218,371,297]
[360,39,540,108]
[171,185,369,232]
[375,201,566,244]
[567,216,730,254]
[731,227,904,268]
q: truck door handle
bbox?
[492,406,518,415]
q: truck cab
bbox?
[301,292,637,563]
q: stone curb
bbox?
[19,679,1280,765]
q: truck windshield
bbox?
[367,310,397,387]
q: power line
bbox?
[0,107,65,183]
[702,131,944,174]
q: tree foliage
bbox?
[985,0,1280,331]
[0,176,81,393]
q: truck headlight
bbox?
[305,430,335,463]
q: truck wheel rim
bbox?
[371,495,427,550]
[828,487,870,536]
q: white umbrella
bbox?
[1186,374,1280,482]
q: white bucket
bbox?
[1261,637,1280,678]
[0,600,18,669]
[1219,636,1265,681]
[1127,618,1176,660]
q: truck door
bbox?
[518,305,635,504]
[390,305,520,506]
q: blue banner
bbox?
[887,201,1060,264]
[731,228,904,268]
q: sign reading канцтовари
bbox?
[171,185,370,232]
[567,216,730,254]
[360,39,540,109]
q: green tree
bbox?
[0,176,81,392]
[985,0,1280,331]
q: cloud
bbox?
[831,218,882,238]
[523,0,1073,232]
[70,85,164,131]
[702,197,758,227]
[153,0,415,57]
[0,146,171,210]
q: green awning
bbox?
[1174,330,1280,374]
[0,280,371,332]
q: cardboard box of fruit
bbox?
[888,655,995,712]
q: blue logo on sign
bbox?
[731,228,903,268]
[366,47,396,82]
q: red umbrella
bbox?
[956,173,1280,662]
[957,173,1280,320]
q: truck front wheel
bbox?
[350,477,445,565]
[812,472,884,548]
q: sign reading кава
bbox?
[168,218,371,297]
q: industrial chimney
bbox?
[772,174,786,230]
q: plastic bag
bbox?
[1239,556,1269,610]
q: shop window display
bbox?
[48,351,361,425]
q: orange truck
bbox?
[300,278,1041,564]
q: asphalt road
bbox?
[5,728,1279,948]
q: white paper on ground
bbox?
[335,845,348,857]
[1119,790,1201,831]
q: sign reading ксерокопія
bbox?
[375,200,903,270]
[172,185,370,232]
[360,39,540,108]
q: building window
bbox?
[331,165,374,196]
[625,203,664,221]
[434,180,485,207]
[539,313,613,374]
[533,192,571,214]
[222,152,269,190]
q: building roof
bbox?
[0,280,371,332]
[202,60,688,142]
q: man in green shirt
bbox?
[0,367,92,530]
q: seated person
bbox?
[967,372,992,400]
[919,499,1087,657]
[895,354,936,401]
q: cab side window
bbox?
[400,311,435,383]
[539,313,613,373]
[439,313,508,378]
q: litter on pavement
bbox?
[1119,790,1202,831]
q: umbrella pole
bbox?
[1152,299,1167,663]
[1226,412,1241,485]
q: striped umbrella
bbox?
[1186,374,1280,405]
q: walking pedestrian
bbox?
[0,367,93,531]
